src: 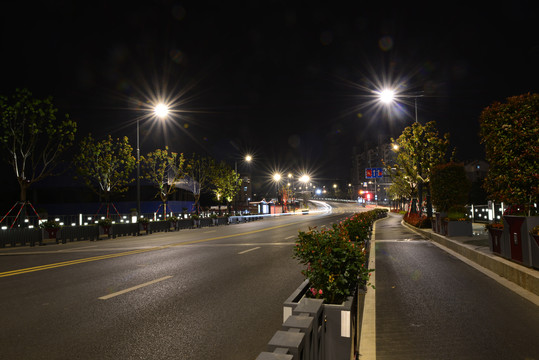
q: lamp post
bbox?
[136,103,169,217]
[378,89,422,123]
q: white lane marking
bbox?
[98,276,173,300]
[284,235,296,240]
[203,230,217,233]
[238,246,261,255]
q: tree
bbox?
[0,88,77,202]
[389,121,452,216]
[479,93,539,211]
[430,162,470,213]
[176,154,216,213]
[140,147,185,217]
[210,161,241,213]
[73,134,136,204]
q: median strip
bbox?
[98,276,173,300]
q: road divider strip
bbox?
[98,276,173,300]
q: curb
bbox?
[401,220,539,298]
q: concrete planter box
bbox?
[282,280,365,360]
[530,232,539,270]
[444,220,473,237]
[488,228,503,255]
[502,216,539,266]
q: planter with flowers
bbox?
[485,221,504,255]
[292,210,377,360]
[191,214,200,228]
[169,216,178,231]
[40,220,61,240]
[98,218,113,237]
[442,206,473,237]
[138,217,149,233]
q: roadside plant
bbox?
[479,93,539,211]
[98,218,112,227]
[293,210,378,304]
[0,88,77,201]
[39,220,61,230]
[446,205,469,221]
[485,221,504,231]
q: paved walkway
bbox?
[401,218,539,301]
[361,213,539,360]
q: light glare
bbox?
[379,89,395,103]
[154,103,169,118]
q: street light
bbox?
[136,103,169,217]
[378,88,422,123]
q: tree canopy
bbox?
[479,93,539,208]
[140,147,185,205]
[0,88,77,201]
[389,121,452,215]
[210,160,241,207]
[73,134,136,203]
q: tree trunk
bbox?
[19,180,30,202]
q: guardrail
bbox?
[0,215,265,248]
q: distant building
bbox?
[351,142,396,205]
[464,160,489,182]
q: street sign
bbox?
[365,167,383,179]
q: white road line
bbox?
[284,235,296,240]
[98,276,173,300]
[203,230,217,233]
[238,246,261,255]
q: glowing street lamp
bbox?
[136,103,169,216]
[378,89,395,104]
[154,103,169,118]
[378,88,421,123]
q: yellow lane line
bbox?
[0,221,302,278]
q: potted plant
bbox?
[169,215,178,230]
[191,214,200,228]
[430,162,471,236]
[40,220,61,239]
[442,205,473,237]
[98,218,113,236]
[209,213,218,226]
[485,221,504,254]
[138,217,149,232]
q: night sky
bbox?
[1,1,538,186]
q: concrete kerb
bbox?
[401,220,539,299]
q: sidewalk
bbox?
[401,220,539,300]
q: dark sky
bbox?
[2,1,538,184]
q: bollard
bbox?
[293,298,323,360]
[267,328,305,360]
[256,348,293,360]
[282,314,314,360]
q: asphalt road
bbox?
[375,213,539,360]
[0,202,362,360]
